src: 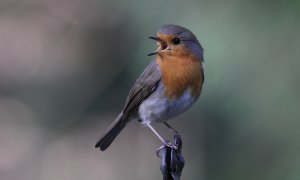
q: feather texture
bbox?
[156,46,204,99]
[95,60,161,150]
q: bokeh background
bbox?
[0,0,299,179]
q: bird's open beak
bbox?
[148,36,161,41]
[147,36,166,56]
[147,51,159,56]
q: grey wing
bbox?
[122,59,161,119]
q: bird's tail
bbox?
[95,113,127,151]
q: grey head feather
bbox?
[158,24,204,61]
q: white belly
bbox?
[138,83,197,124]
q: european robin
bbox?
[95,24,204,151]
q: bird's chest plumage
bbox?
[138,52,204,124]
[157,48,203,99]
[138,83,198,124]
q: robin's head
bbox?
[148,24,204,61]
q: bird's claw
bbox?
[156,136,181,158]
[156,145,165,157]
[156,140,173,157]
[164,140,178,150]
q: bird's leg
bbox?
[146,123,171,146]
[163,122,180,135]
[163,122,181,152]
[145,123,179,157]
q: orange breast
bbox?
[156,47,204,99]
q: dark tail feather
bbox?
[95,113,126,151]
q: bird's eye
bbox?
[172,37,180,45]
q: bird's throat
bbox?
[156,49,204,99]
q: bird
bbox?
[95,24,204,151]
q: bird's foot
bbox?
[156,140,176,157]
[156,135,181,157]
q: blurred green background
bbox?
[0,0,299,179]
